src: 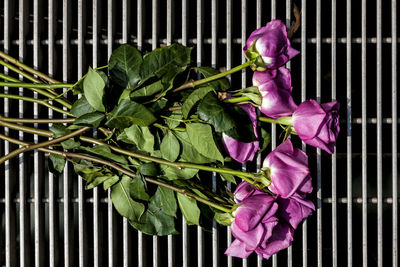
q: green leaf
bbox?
[182,86,214,118]
[111,176,145,222]
[174,131,214,163]
[124,124,155,153]
[81,145,128,165]
[83,67,106,112]
[129,176,149,201]
[197,92,235,132]
[139,162,159,176]
[70,97,95,117]
[140,44,192,87]
[152,187,177,217]
[85,175,119,190]
[61,138,81,150]
[108,44,143,89]
[214,212,235,226]
[103,176,120,190]
[194,66,230,90]
[220,173,236,184]
[73,112,105,128]
[130,80,165,99]
[160,132,180,161]
[186,123,224,162]
[48,154,66,173]
[130,186,178,235]
[177,193,200,225]
[259,128,271,153]
[105,99,157,129]
[162,165,198,180]
[50,124,70,138]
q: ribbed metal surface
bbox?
[0,1,398,266]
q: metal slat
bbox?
[241,2,247,267]
[166,2,175,266]
[181,1,189,266]
[77,1,86,266]
[196,1,204,266]
[137,2,144,266]
[331,1,338,266]
[121,1,130,267]
[3,0,12,266]
[18,1,27,265]
[48,0,56,266]
[301,0,308,266]
[107,1,115,266]
[92,1,100,266]
[62,1,71,265]
[361,0,368,266]
[316,1,322,267]
[33,0,41,265]
[392,1,398,266]
[226,1,233,267]
[376,0,383,266]
[346,1,353,266]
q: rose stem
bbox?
[223,96,252,104]
[0,82,73,89]
[0,93,73,116]
[0,58,43,84]
[0,126,90,164]
[0,51,59,84]
[0,132,232,213]
[0,73,72,108]
[0,120,257,181]
[258,116,293,126]
[0,116,75,124]
[172,60,254,93]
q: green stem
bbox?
[0,120,256,180]
[0,51,60,84]
[223,96,252,104]
[0,132,231,213]
[0,58,42,84]
[0,73,72,108]
[0,126,90,164]
[172,60,254,93]
[258,116,293,126]
[0,93,73,116]
[0,82,73,89]
[0,116,75,124]
[0,120,53,137]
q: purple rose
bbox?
[253,67,298,118]
[292,99,340,154]
[222,103,260,163]
[244,20,299,69]
[225,194,293,259]
[263,139,312,198]
[227,181,313,259]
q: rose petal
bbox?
[225,239,253,259]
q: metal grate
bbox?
[0,0,398,266]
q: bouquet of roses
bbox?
[0,19,339,259]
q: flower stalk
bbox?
[0,132,232,213]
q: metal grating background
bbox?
[0,0,398,266]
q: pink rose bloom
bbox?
[292,99,340,154]
[244,20,299,69]
[222,104,259,163]
[225,194,294,259]
[253,67,297,118]
[263,139,312,198]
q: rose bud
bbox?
[253,67,297,118]
[222,103,260,163]
[244,20,299,70]
[292,99,340,154]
